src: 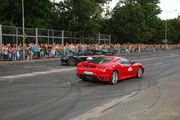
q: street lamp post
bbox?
[164,10,177,44]
[22,0,26,60]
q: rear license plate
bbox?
[84,71,93,75]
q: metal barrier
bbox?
[0,24,111,45]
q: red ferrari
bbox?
[76,56,144,84]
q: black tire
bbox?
[67,57,77,66]
[109,71,119,85]
[136,67,143,78]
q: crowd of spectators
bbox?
[0,43,180,61]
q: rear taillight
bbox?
[98,65,106,69]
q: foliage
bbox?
[54,0,111,42]
[0,0,179,44]
[0,0,22,26]
[0,0,55,28]
[24,0,55,29]
[102,0,162,44]
[167,19,180,44]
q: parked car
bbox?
[76,56,144,84]
[61,49,113,66]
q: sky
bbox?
[157,0,180,19]
[54,0,180,20]
[109,0,180,20]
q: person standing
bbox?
[39,44,45,59]
[33,44,38,59]
[0,45,3,60]
[109,44,116,55]
[3,45,8,60]
[8,46,12,60]
[100,44,104,51]
[12,45,17,61]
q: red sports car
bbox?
[76,56,144,84]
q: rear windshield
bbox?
[88,57,113,64]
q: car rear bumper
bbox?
[76,72,110,82]
[77,74,99,81]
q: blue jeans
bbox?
[12,53,16,61]
[19,51,23,60]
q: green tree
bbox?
[0,0,21,26]
[167,19,180,44]
[54,0,111,42]
[24,0,55,28]
[103,0,161,44]
[0,0,55,28]
[150,18,164,44]
[52,1,71,30]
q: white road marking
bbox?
[154,62,163,65]
[0,68,76,81]
[70,91,138,120]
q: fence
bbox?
[0,25,111,45]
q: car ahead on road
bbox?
[76,56,144,85]
[61,49,113,66]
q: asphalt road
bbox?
[0,51,180,120]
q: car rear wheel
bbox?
[67,57,77,66]
[110,71,118,85]
[137,67,143,78]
